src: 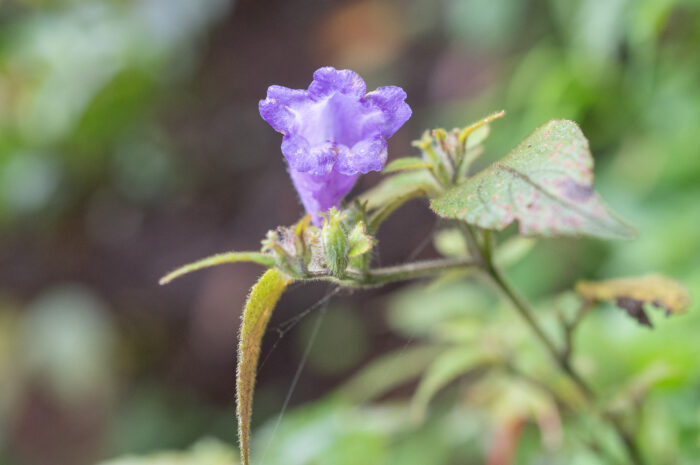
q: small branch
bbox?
[457,221,484,263]
[314,257,479,288]
[561,300,593,364]
[363,257,479,285]
[477,230,646,465]
[486,262,595,398]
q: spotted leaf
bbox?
[431,120,636,239]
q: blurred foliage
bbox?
[0,0,230,227]
[1,0,699,463]
[98,438,239,465]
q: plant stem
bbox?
[476,232,645,464]
[486,262,594,399]
[316,257,479,288]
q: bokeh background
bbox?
[1,0,699,464]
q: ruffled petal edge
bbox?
[335,137,388,175]
[308,67,367,100]
[258,85,308,134]
[365,86,412,138]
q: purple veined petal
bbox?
[259,85,308,134]
[260,67,412,220]
[281,136,337,176]
[289,168,359,225]
[365,86,412,138]
[308,67,367,100]
[335,137,388,175]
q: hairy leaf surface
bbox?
[237,269,293,465]
[160,252,274,285]
[431,120,636,239]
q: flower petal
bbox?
[260,68,412,221]
[289,168,358,225]
[308,67,367,99]
[365,86,412,138]
[336,137,388,175]
[282,136,342,176]
[259,85,307,134]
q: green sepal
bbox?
[348,221,373,258]
[322,207,350,278]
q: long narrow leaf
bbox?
[159,252,275,285]
[237,269,293,465]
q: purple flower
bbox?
[260,67,412,224]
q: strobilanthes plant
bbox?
[160,67,689,465]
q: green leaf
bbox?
[237,269,293,465]
[383,157,433,173]
[431,120,637,240]
[410,347,489,423]
[433,228,469,258]
[336,345,444,403]
[575,274,690,327]
[358,171,437,210]
[493,236,536,268]
[159,252,274,285]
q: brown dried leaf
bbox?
[575,274,690,327]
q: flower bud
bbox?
[321,208,350,278]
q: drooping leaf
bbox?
[575,274,689,327]
[237,269,293,465]
[410,347,490,423]
[431,120,636,240]
[159,252,275,285]
[383,157,433,173]
[336,345,444,403]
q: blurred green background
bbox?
[1,0,699,464]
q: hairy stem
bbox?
[316,257,479,288]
